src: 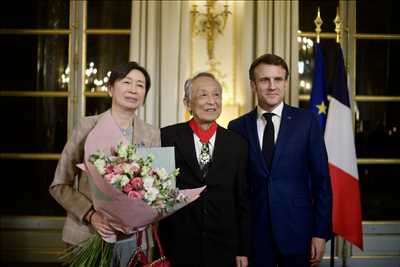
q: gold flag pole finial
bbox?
[314,7,323,43]
[334,7,341,43]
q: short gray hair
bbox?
[183,72,222,103]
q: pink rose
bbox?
[128,190,143,200]
[114,163,125,174]
[105,164,114,174]
[123,183,133,193]
[130,177,144,190]
[130,164,140,174]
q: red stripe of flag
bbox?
[329,163,363,249]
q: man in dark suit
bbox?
[228,54,332,267]
[159,72,249,267]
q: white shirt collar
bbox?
[257,101,284,119]
[193,132,216,146]
[193,132,216,163]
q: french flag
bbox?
[324,44,363,249]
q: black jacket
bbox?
[159,122,249,267]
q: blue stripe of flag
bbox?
[310,43,328,131]
[331,43,350,108]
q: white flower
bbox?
[111,174,122,184]
[161,179,174,190]
[142,175,155,190]
[123,163,132,173]
[119,175,130,187]
[116,144,128,158]
[155,168,168,180]
[93,159,106,175]
[141,166,150,176]
[144,187,159,203]
[127,146,138,161]
[111,174,129,187]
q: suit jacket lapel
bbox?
[205,126,223,179]
[271,104,293,171]
[175,123,203,180]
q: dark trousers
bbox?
[250,224,310,267]
[250,243,310,267]
[273,252,310,267]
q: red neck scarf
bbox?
[189,119,217,144]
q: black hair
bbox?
[249,54,289,81]
[108,61,151,98]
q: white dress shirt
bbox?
[256,102,284,149]
[193,132,216,163]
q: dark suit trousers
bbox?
[274,253,311,267]
[251,246,310,267]
[251,240,310,267]
[250,223,310,267]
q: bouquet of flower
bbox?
[89,142,185,215]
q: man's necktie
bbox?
[199,142,211,169]
[262,113,275,170]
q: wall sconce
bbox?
[191,0,231,69]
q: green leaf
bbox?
[59,234,114,267]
